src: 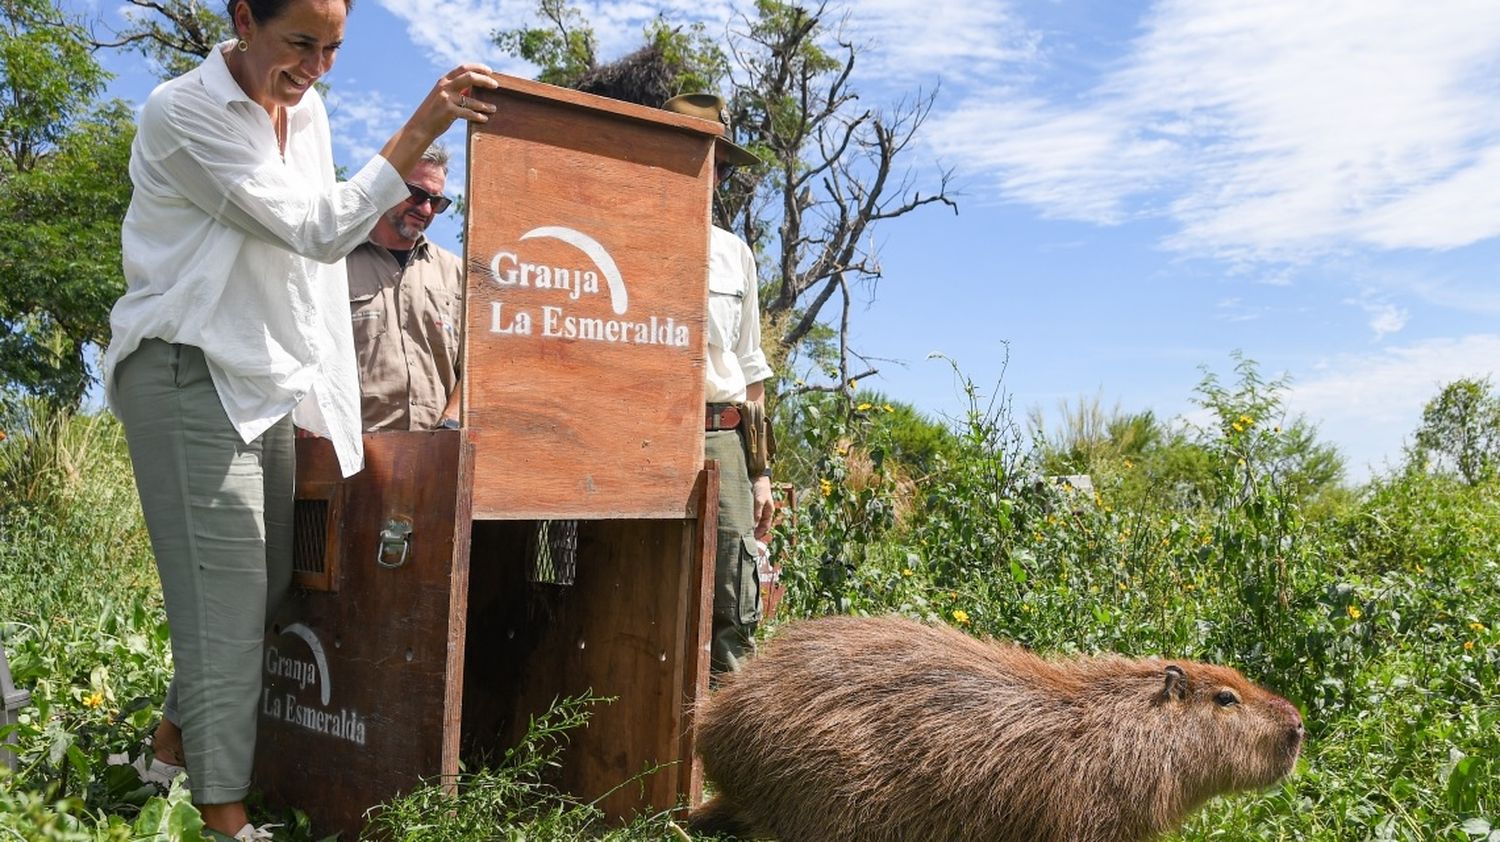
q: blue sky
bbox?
[75,0,1500,482]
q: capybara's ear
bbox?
[1161,664,1189,701]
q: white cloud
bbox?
[926,0,1500,263]
[374,0,1033,91]
[1287,334,1500,477]
[323,87,406,164]
[839,0,1038,83]
[1353,299,1409,341]
[1215,296,1265,323]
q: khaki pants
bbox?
[706,429,760,673]
[115,339,293,804]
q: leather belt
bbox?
[706,403,742,431]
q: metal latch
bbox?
[376,517,413,569]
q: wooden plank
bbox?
[441,437,476,784]
[679,463,717,802]
[255,431,473,837]
[463,82,714,520]
[462,511,713,821]
[479,74,727,139]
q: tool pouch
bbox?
[741,397,775,476]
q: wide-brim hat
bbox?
[662,93,761,167]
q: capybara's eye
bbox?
[1214,690,1240,707]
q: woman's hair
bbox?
[227,0,355,26]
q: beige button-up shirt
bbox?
[348,237,465,431]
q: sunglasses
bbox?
[404,182,453,214]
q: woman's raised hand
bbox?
[381,64,500,176]
[414,64,500,136]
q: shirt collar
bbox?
[199,41,250,108]
[199,40,315,126]
[370,232,432,257]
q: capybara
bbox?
[689,615,1304,842]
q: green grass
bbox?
[2,374,1497,840]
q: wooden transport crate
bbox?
[253,75,724,836]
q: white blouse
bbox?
[105,41,408,476]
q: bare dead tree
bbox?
[723,2,956,397]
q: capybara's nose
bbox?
[1269,696,1302,726]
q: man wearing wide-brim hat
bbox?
[663,92,771,674]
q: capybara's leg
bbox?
[687,795,756,838]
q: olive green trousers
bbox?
[705,429,761,673]
[115,339,293,804]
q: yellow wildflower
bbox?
[882,404,894,413]
[819,478,833,497]
[1347,605,1362,621]
[901,568,914,578]
[952,610,970,625]
[1469,622,1486,633]
[1464,640,1475,651]
[82,691,105,710]
[856,402,873,412]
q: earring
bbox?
[236,38,249,52]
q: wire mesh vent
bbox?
[293,498,329,576]
[527,519,578,586]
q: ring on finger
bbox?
[457,95,468,110]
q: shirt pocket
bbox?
[429,288,464,368]
[707,275,744,351]
[349,287,387,375]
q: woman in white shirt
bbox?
[102,1,496,837]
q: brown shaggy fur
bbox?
[575,44,676,107]
[690,615,1304,842]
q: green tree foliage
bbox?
[0,0,108,171]
[1032,396,1169,475]
[91,0,225,80]
[493,0,598,88]
[1411,376,1500,486]
[0,0,133,406]
[1188,353,1345,502]
[1030,357,1345,516]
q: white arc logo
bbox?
[282,622,331,706]
[519,226,628,314]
